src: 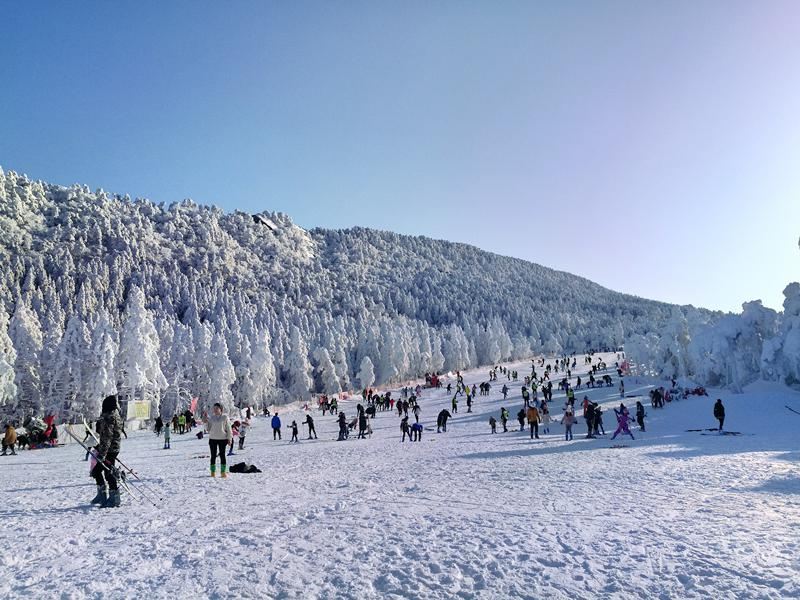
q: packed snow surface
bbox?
[1,354,799,599]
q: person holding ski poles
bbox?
[90,395,124,508]
[611,403,635,441]
[205,402,232,478]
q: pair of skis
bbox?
[65,420,162,508]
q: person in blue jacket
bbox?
[271,412,282,440]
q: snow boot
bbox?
[210,464,217,477]
[221,465,227,479]
[102,489,121,508]
[90,485,108,505]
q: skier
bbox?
[526,405,540,439]
[437,409,452,433]
[489,416,497,434]
[500,407,509,432]
[302,414,317,439]
[91,395,124,507]
[611,404,635,441]
[714,399,725,432]
[205,402,233,478]
[502,384,509,400]
[271,413,282,440]
[635,401,646,432]
[290,421,299,443]
[2,423,17,455]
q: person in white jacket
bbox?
[204,403,232,478]
[238,419,250,450]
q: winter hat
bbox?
[101,395,119,413]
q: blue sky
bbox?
[1,1,798,313]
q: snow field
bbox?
[1,353,799,599]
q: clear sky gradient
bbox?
[1,2,798,313]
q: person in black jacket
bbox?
[714,399,725,432]
[91,395,124,508]
[337,412,347,441]
[437,409,452,433]
[302,414,317,439]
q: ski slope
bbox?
[1,353,799,599]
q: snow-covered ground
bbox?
[1,353,799,599]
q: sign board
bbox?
[132,401,151,420]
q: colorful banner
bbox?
[190,397,198,414]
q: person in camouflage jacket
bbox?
[90,395,124,508]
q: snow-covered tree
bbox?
[357,356,375,390]
[208,330,235,413]
[116,286,167,418]
[0,311,17,410]
[313,346,341,395]
[8,301,43,417]
[284,326,312,401]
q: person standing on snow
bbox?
[561,410,575,441]
[91,395,124,507]
[1,423,17,455]
[302,414,317,439]
[527,404,540,439]
[337,411,348,441]
[500,407,509,432]
[714,399,725,432]
[238,419,250,449]
[611,404,635,441]
[271,412,282,440]
[290,421,299,443]
[205,402,233,478]
[517,408,526,432]
[635,401,646,432]
[401,416,411,442]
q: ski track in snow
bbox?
[1,353,799,599]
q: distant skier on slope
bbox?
[714,399,725,432]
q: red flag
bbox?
[190,397,198,413]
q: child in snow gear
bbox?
[489,416,497,434]
[91,395,124,507]
[517,409,526,431]
[228,421,239,455]
[541,404,551,434]
[205,402,232,478]
[337,412,348,440]
[611,404,635,441]
[714,399,725,432]
[302,415,317,439]
[500,407,509,432]
[2,423,17,455]
[238,419,249,449]
[163,424,171,449]
[290,421,299,443]
[635,401,646,431]
[271,413,282,440]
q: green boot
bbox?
[221,464,227,478]
[210,464,216,477]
